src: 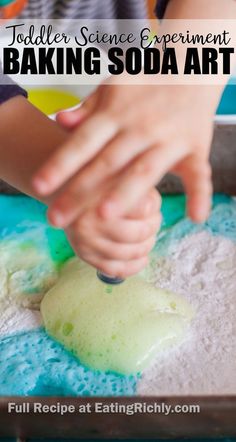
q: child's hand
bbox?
[64,188,161,278]
[33,78,222,227]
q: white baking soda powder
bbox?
[138,230,236,395]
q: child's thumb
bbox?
[56,93,97,129]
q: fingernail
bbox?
[48,209,65,227]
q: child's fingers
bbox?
[32,114,118,196]
[94,214,161,244]
[47,175,111,227]
[61,129,150,195]
[66,223,150,277]
[56,93,97,129]
[78,254,149,279]
[47,176,161,229]
[56,109,85,129]
[98,143,188,219]
[69,208,161,245]
[78,235,156,262]
[46,131,150,225]
[126,189,161,220]
[177,156,212,223]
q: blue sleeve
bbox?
[156,0,169,18]
[0,62,27,105]
[0,84,28,105]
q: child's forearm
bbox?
[0,96,68,202]
[165,0,236,19]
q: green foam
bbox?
[45,227,74,269]
[41,258,193,375]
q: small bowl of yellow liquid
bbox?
[27,87,81,116]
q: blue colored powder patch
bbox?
[156,194,235,255]
[0,328,137,397]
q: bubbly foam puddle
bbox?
[41,258,193,375]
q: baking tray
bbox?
[0,118,236,439]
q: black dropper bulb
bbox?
[97,271,124,285]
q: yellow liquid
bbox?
[27,88,80,115]
[41,258,193,375]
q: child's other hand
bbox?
[33,79,221,227]
[64,189,161,278]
